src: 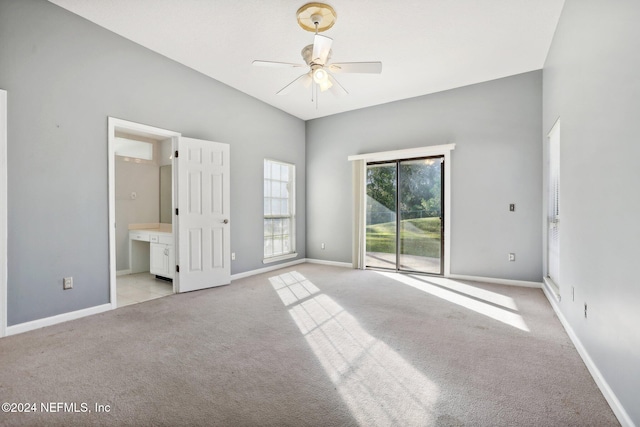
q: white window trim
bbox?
[348,143,455,276]
[263,253,298,264]
[545,118,561,301]
[263,159,296,263]
[348,144,455,163]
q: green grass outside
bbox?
[366,217,441,258]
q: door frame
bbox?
[348,143,455,276]
[0,90,7,336]
[107,117,181,308]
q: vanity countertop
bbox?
[128,223,172,234]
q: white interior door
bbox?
[176,137,230,292]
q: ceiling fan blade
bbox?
[301,73,313,88]
[276,72,312,95]
[328,73,348,97]
[312,34,333,65]
[328,62,383,74]
[253,60,305,68]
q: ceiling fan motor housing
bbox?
[301,44,332,66]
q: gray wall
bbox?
[306,71,543,282]
[0,0,305,325]
[543,1,640,424]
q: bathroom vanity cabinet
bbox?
[149,235,175,279]
[129,224,174,279]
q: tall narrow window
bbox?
[547,120,560,287]
[264,159,296,262]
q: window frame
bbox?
[263,159,296,263]
[545,118,561,301]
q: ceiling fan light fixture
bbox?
[312,67,333,91]
[319,79,333,92]
[313,67,328,84]
[255,3,380,102]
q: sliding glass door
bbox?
[365,162,397,270]
[366,156,444,275]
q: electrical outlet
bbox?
[321,243,325,250]
[231,252,236,261]
[509,203,515,212]
[63,277,73,290]
[508,253,516,262]
[584,303,588,318]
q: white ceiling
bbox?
[48,0,565,121]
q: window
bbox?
[264,159,296,262]
[547,119,560,288]
[114,136,153,161]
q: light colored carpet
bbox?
[0,264,619,426]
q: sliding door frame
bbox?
[349,143,455,276]
[367,155,445,275]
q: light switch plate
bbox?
[63,277,73,290]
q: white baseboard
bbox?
[542,285,634,427]
[230,258,307,281]
[4,259,334,337]
[230,258,351,282]
[305,258,352,268]
[116,269,131,276]
[5,303,112,337]
[448,274,542,288]
[542,276,561,302]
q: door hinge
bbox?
[174,150,179,158]
[175,208,179,215]
[176,265,180,273]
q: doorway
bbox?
[109,119,180,307]
[365,156,444,275]
[108,118,232,309]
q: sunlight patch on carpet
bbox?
[270,271,320,306]
[271,271,439,426]
[376,271,530,332]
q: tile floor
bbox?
[116,272,174,307]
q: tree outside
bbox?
[366,158,442,260]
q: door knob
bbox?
[222,219,229,224]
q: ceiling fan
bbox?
[252,3,382,100]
